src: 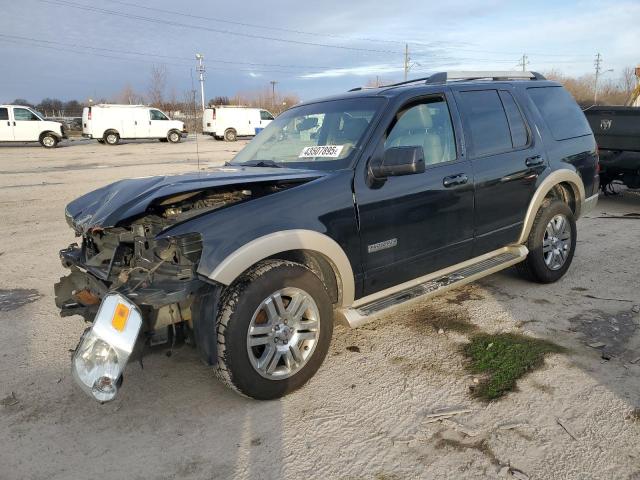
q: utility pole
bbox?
[518,54,529,72]
[195,53,206,111]
[593,52,603,105]
[270,80,278,109]
[404,43,410,81]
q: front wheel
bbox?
[214,260,333,399]
[517,199,576,283]
[167,130,181,143]
[40,133,58,148]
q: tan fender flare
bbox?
[207,229,355,306]
[515,169,585,245]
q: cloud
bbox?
[300,64,404,79]
[248,72,262,78]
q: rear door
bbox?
[0,107,13,141]
[82,107,91,136]
[355,92,475,295]
[12,107,42,141]
[131,109,149,138]
[453,87,545,255]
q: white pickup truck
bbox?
[0,105,66,148]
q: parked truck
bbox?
[584,67,640,192]
[82,104,186,145]
[202,105,274,141]
[0,104,66,148]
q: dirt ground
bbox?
[1,137,639,480]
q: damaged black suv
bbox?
[56,71,599,401]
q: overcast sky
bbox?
[1,0,638,104]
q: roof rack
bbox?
[347,71,545,92]
[425,71,546,84]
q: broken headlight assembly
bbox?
[72,293,142,402]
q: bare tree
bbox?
[231,86,300,115]
[148,64,168,107]
[115,83,145,105]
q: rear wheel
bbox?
[214,260,333,399]
[517,199,576,283]
[40,133,58,148]
[224,128,237,142]
[167,130,181,143]
[104,131,120,146]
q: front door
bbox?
[12,107,42,141]
[0,107,13,141]
[149,109,169,138]
[453,88,546,255]
[355,94,475,296]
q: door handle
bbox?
[149,121,151,125]
[443,174,469,187]
[135,121,137,125]
[525,155,544,167]
[6,121,9,126]
[13,121,16,126]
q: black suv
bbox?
[56,71,599,402]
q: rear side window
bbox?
[0,108,8,121]
[528,86,591,140]
[499,91,529,148]
[459,90,512,156]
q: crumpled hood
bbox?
[65,166,325,233]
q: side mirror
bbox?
[370,146,426,179]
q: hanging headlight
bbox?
[71,294,142,402]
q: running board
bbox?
[338,245,528,328]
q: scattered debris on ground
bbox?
[463,333,565,400]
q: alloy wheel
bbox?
[246,287,320,380]
[543,214,571,270]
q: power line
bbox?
[103,0,596,60]
[105,0,428,47]
[0,33,340,70]
[37,0,405,55]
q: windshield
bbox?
[230,97,384,170]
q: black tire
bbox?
[40,133,58,148]
[517,199,576,283]
[224,128,237,142]
[213,135,223,141]
[214,260,333,399]
[104,131,120,146]
[167,130,181,143]
[97,139,105,144]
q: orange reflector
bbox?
[111,303,130,332]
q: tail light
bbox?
[87,107,92,120]
[211,108,216,120]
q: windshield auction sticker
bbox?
[299,145,344,158]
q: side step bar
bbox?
[338,245,528,328]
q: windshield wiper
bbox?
[245,160,283,168]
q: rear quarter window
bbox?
[527,86,591,141]
[0,108,8,121]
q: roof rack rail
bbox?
[348,71,545,92]
[425,71,546,84]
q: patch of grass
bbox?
[463,333,564,401]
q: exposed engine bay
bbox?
[55,182,298,344]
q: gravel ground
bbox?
[0,137,639,480]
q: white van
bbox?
[82,104,186,145]
[202,106,274,141]
[0,105,66,148]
